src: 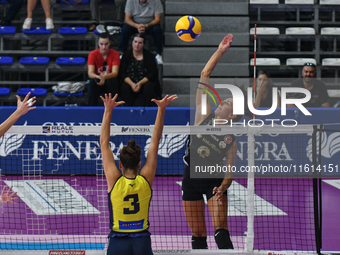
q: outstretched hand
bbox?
[151,94,178,109]
[1,186,18,204]
[218,34,233,54]
[15,92,36,117]
[100,94,125,110]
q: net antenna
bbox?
[253,24,257,119]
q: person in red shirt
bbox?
[87,35,121,106]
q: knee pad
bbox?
[214,229,234,249]
[191,236,208,249]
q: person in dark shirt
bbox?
[255,70,280,108]
[182,34,238,250]
[119,33,161,106]
[288,63,330,107]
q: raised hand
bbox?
[1,186,18,204]
[218,34,233,54]
[15,92,36,117]
[100,93,125,110]
[151,94,178,109]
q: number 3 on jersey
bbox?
[123,194,140,214]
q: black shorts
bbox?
[182,166,227,201]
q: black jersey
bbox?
[183,113,236,170]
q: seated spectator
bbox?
[0,0,24,26]
[118,0,164,64]
[87,34,120,106]
[255,70,280,108]
[22,0,54,30]
[288,63,330,107]
[119,33,161,106]
[89,0,127,31]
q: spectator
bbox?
[118,0,164,64]
[87,34,120,106]
[22,0,54,30]
[288,63,330,107]
[119,33,161,106]
[255,70,280,108]
[89,0,127,31]
[0,0,24,26]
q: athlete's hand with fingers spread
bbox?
[100,93,125,110]
[151,94,178,109]
[15,92,36,117]
[218,34,233,54]
[1,186,19,204]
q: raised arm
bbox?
[100,94,125,192]
[195,34,233,125]
[140,95,178,186]
[0,92,35,138]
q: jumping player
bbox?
[182,34,241,250]
[100,93,177,255]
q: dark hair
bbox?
[133,33,146,42]
[120,140,141,171]
[257,70,274,87]
[303,62,316,68]
[99,34,110,40]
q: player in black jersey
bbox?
[182,34,241,250]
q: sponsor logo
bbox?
[121,127,151,133]
[224,135,232,144]
[42,125,74,134]
[49,251,85,255]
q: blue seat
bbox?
[0,26,16,34]
[60,0,89,3]
[17,88,47,96]
[56,57,86,65]
[0,0,9,3]
[0,88,11,96]
[22,27,52,34]
[20,57,49,65]
[0,56,13,64]
[53,91,83,97]
[58,27,87,34]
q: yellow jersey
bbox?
[108,175,152,233]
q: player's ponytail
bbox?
[120,140,141,172]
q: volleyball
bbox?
[175,15,201,42]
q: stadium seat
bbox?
[58,27,87,34]
[0,87,10,96]
[0,0,9,3]
[22,27,52,34]
[53,91,84,97]
[250,0,279,4]
[285,27,315,35]
[286,58,317,66]
[17,88,47,96]
[321,27,340,35]
[285,0,314,4]
[20,57,49,65]
[0,56,13,64]
[250,58,281,66]
[320,0,340,5]
[250,27,280,35]
[56,57,86,65]
[322,58,340,66]
[0,26,16,34]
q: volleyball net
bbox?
[0,124,331,254]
